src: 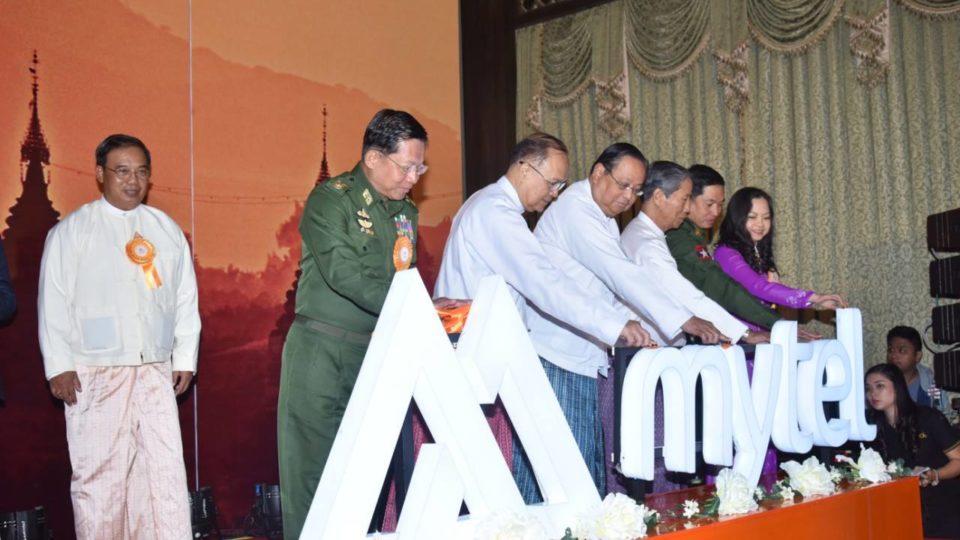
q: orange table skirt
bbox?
[645,477,922,539]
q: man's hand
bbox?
[173,371,193,396]
[49,371,82,405]
[681,316,727,344]
[797,327,821,341]
[810,293,847,310]
[433,297,470,309]
[742,330,771,344]
[616,320,655,348]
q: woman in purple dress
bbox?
[715,187,846,311]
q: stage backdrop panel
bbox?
[0,1,462,537]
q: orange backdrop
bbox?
[0,1,461,536]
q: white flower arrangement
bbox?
[780,457,835,497]
[714,468,759,516]
[834,444,891,484]
[572,493,653,540]
[473,511,547,540]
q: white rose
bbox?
[715,468,759,516]
[856,444,891,484]
[574,493,648,540]
[780,457,835,497]
[473,511,546,540]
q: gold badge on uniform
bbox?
[357,209,374,235]
[362,188,373,206]
[125,233,162,289]
[333,179,347,190]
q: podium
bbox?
[644,478,922,539]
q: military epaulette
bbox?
[319,176,351,198]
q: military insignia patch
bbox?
[357,211,374,235]
[333,179,348,190]
[695,245,712,261]
[362,188,374,206]
[392,213,415,269]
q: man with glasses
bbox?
[523,145,726,501]
[277,109,427,539]
[620,161,767,346]
[435,134,653,503]
[38,134,200,539]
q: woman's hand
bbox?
[810,293,847,310]
[918,467,939,488]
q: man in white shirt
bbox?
[39,134,200,540]
[621,161,769,345]
[526,144,732,500]
[435,133,652,502]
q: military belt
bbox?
[294,315,372,346]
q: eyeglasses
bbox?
[520,160,567,193]
[104,165,151,181]
[605,168,643,196]
[382,152,428,177]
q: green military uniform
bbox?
[277,163,417,540]
[666,219,779,329]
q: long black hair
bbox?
[865,363,919,460]
[717,187,777,274]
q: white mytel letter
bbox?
[770,320,814,454]
[797,339,852,447]
[620,345,732,479]
[727,343,782,486]
[836,308,876,442]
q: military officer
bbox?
[665,164,781,332]
[277,109,427,540]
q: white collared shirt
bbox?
[38,198,201,379]
[526,180,691,376]
[621,211,747,345]
[435,176,628,350]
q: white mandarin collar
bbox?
[496,176,523,212]
[638,210,665,240]
[570,178,607,219]
[99,196,142,217]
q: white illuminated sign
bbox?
[300,271,874,538]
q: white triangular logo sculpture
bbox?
[300,270,599,539]
[300,270,876,538]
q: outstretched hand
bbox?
[616,320,656,348]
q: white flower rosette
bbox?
[682,499,699,519]
[780,457,835,497]
[854,445,892,483]
[574,492,650,540]
[835,445,893,484]
[473,511,546,540]
[715,468,758,516]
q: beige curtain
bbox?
[516,0,960,367]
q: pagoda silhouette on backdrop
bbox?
[3,50,61,286]
[269,105,331,355]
